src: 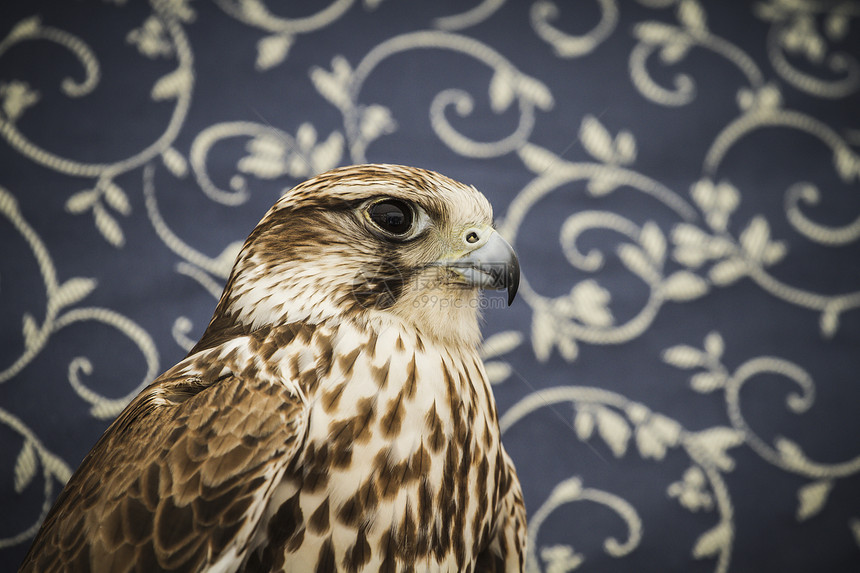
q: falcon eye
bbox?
[367,199,414,236]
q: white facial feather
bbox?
[223,164,497,348]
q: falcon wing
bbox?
[476,451,528,572]
[21,361,307,573]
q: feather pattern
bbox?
[20,164,525,572]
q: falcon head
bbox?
[197,164,519,350]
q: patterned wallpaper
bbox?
[2,0,860,570]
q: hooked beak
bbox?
[439,229,520,305]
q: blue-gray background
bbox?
[2,1,859,571]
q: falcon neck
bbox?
[294,317,497,433]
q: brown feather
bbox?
[21,164,526,572]
[20,327,309,572]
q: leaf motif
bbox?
[310,56,353,110]
[618,244,655,281]
[65,189,99,214]
[595,406,631,457]
[663,270,709,301]
[310,131,344,174]
[9,16,41,40]
[52,277,97,310]
[739,215,770,260]
[586,174,619,197]
[239,0,269,21]
[481,330,524,359]
[660,40,691,64]
[570,280,612,328]
[736,87,755,111]
[672,222,713,249]
[42,451,72,484]
[708,257,746,286]
[359,104,396,145]
[757,84,782,109]
[625,403,649,425]
[775,437,808,468]
[101,180,131,216]
[22,313,39,350]
[172,316,195,352]
[850,518,860,548]
[517,143,562,175]
[245,132,286,159]
[574,408,595,441]
[579,115,615,164]
[614,130,637,165]
[296,122,317,150]
[517,75,554,110]
[531,309,556,362]
[165,0,196,22]
[691,178,716,211]
[0,80,40,120]
[762,241,786,266]
[688,427,744,471]
[327,54,353,81]
[255,33,293,71]
[826,13,849,41]
[287,153,312,179]
[557,334,579,362]
[820,309,839,339]
[704,331,724,359]
[13,442,38,493]
[834,148,854,182]
[692,522,731,559]
[93,204,125,247]
[672,247,707,269]
[238,154,286,179]
[649,414,682,447]
[635,424,668,460]
[690,371,726,393]
[151,68,191,101]
[488,68,516,113]
[483,361,511,385]
[640,221,666,265]
[662,344,705,369]
[714,181,740,216]
[796,480,833,521]
[540,544,584,573]
[633,22,685,44]
[213,240,244,277]
[162,146,189,178]
[678,0,707,33]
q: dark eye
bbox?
[368,199,413,236]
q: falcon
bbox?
[21,163,526,572]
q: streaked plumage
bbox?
[21,164,526,572]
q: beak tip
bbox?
[506,255,520,306]
[444,230,520,306]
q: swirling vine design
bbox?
[1,1,858,569]
[0,0,194,247]
[0,408,71,550]
[0,187,159,415]
[530,0,620,58]
[756,0,860,99]
[501,384,736,572]
[310,30,554,162]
